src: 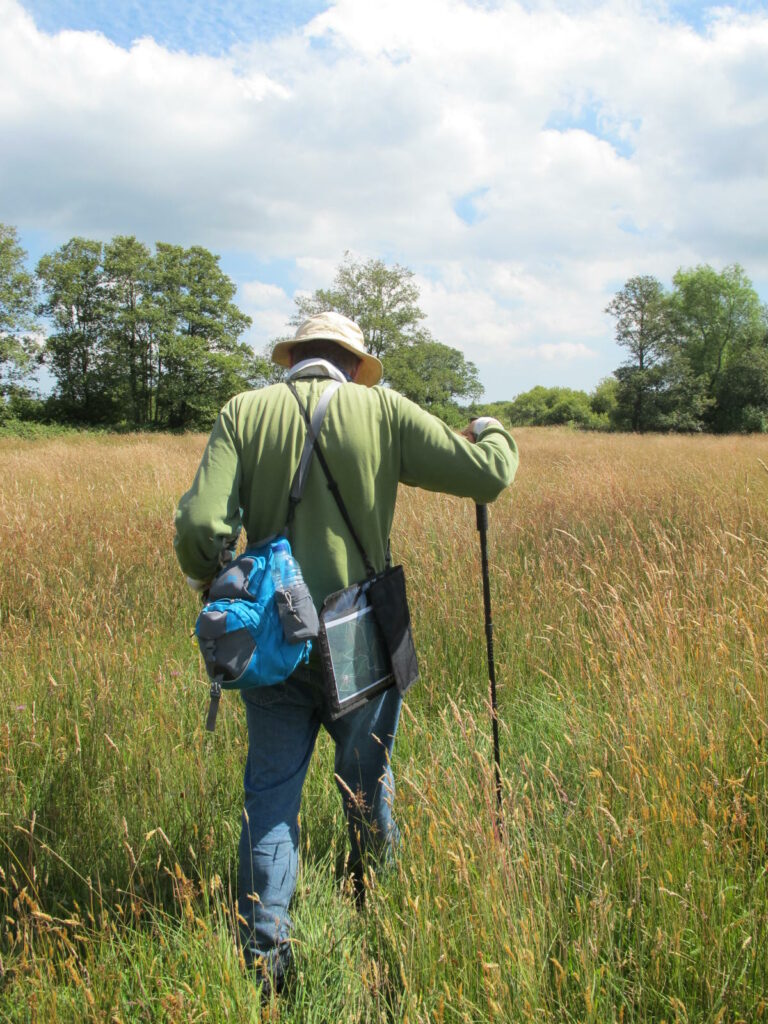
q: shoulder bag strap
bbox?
[286,380,377,579]
[285,379,341,527]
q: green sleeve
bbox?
[173,400,243,581]
[395,394,519,502]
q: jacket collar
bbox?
[286,358,349,383]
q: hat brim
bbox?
[271,335,382,387]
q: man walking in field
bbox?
[174,311,518,992]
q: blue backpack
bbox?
[196,538,316,704]
[195,381,340,730]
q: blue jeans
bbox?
[237,666,402,977]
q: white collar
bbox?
[286,358,349,384]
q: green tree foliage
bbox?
[714,348,768,432]
[473,382,616,431]
[605,275,668,431]
[292,252,429,358]
[0,224,39,404]
[668,264,765,391]
[500,385,604,428]
[37,238,111,422]
[35,235,261,430]
[607,265,768,433]
[384,340,482,416]
[605,275,667,371]
[589,377,619,421]
[102,235,156,427]
[151,244,262,430]
[654,351,713,432]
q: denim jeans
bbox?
[237,665,402,978]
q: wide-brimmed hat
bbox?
[271,311,383,387]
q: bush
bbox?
[735,404,768,434]
[714,349,768,433]
[0,418,85,439]
[502,386,603,429]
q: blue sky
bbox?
[21,0,331,52]
[3,0,768,401]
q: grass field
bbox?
[1,428,766,1023]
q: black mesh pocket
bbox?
[275,583,319,643]
[367,565,419,695]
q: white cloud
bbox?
[528,342,598,362]
[242,281,290,307]
[1,0,767,399]
[240,280,295,345]
[294,256,343,292]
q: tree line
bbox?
[2,220,767,433]
[0,228,481,430]
[1,225,268,430]
[479,266,768,433]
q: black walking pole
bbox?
[476,503,502,818]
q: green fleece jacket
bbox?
[174,378,518,608]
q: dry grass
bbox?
[1,428,766,1022]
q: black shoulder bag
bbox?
[287,382,419,718]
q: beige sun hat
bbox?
[271,311,383,387]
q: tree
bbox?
[37,238,111,422]
[384,340,482,417]
[606,265,768,433]
[152,244,262,430]
[292,253,429,359]
[37,236,262,430]
[651,352,712,432]
[0,224,39,403]
[589,377,619,424]
[102,236,156,427]
[611,365,664,431]
[668,264,764,402]
[285,253,484,422]
[605,275,668,431]
[714,348,768,432]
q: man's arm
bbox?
[174,401,243,584]
[395,395,518,502]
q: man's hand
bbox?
[186,576,212,599]
[463,416,503,443]
[462,420,479,443]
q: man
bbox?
[174,310,518,991]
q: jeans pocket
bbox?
[241,683,286,709]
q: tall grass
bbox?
[1,429,766,1022]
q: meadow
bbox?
[1,428,766,1023]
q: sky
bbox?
[2,0,767,402]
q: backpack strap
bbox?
[286,380,341,527]
[286,381,377,579]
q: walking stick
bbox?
[476,503,503,817]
